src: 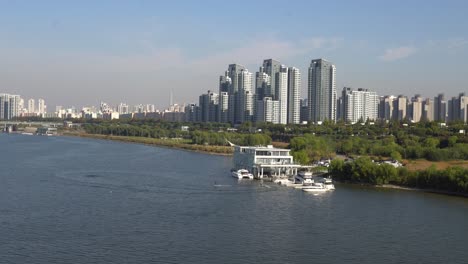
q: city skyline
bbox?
[1,1,468,109]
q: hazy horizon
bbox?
[1,0,467,109]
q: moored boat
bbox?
[231,169,254,179]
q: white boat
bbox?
[320,177,335,190]
[302,182,329,192]
[231,169,254,179]
[296,172,335,192]
[294,171,313,184]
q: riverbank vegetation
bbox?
[65,132,234,154]
[329,157,468,194]
[67,119,468,163]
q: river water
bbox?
[1,134,468,264]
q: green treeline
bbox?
[81,122,272,147]
[72,119,468,163]
[329,158,468,194]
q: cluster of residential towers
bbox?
[1,58,467,124]
[190,58,338,125]
[191,58,468,124]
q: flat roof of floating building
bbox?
[235,145,290,151]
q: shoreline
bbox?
[340,182,468,198]
[61,132,234,156]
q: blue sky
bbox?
[0,0,467,108]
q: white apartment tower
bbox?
[287,67,301,124]
[0,94,21,120]
[237,69,254,123]
[27,99,35,113]
[410,95,423,123]
[218,92,229,123]
[277,65,288,124]
[37,98,46,114]
[256,97,280,124]
[341,88,379,124]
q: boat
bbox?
[302,182,329,192]
[294,171,313,184]
[231,169,254,179]
[296,172,335,192]
[320,177,335,190]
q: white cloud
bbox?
[447,38,468,49]
[190,36,341,70]
[379,46,417,61]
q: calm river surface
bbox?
[1,134,468,264]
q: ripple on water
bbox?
[53,170,277,196]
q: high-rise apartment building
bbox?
[277,65,288,124]
[256,97,279,124]
[448,93,468,123]
[340,87,378,124]
[422,98,434,121]
[199,90,219,122]
[392,95,407,121]
[27,99,35,113]
[218,92,229,123]
[37,98,46,114]
[300,99,308,123]
[222,64,246,124]
[410,94,423,123]
[0,93,21,120]
[434,93,447,122]
[379,95,395,120]
[255,67,270,101]
[117,103,129,114]
[308,59,336,123]
[262,59,282,99]
[287,67,301,124]
[184,103,200,122]
[237,69,254,123]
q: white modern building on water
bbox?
[233,145,302,178]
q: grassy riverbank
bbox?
[62,132,234,155]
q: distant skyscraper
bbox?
[237,69,254,123]
[434,93,447,122]
[392,95,407,121]
[410,94,423,122]
[277,65,288,124]
[256,97,279,124]
[300,99,308,123]
[199,90,219,122]
[0,93,21,120]
[184,103,200,122]
[447,93,468,122]
[38,98,46,114]
[461,95,468,123]
[255,67,270,101]
[219,71,231,123]
[308,59,336,122]
[378,95,395,120]
[262,59,282,99]
[218,92,229,123]
[219,71,231,93]
[117,103,129,114]
[340,87,378,124]
[27,98,35,113]
[222,64,246,124]
[422,98,434,121]
[287,67,301,124]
